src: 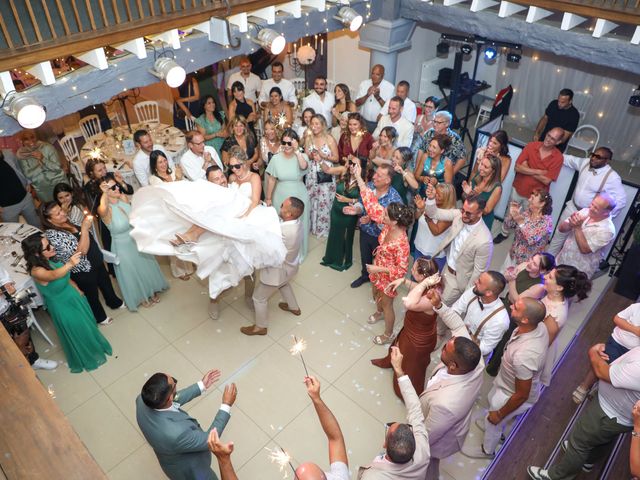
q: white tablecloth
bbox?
[79,122,186,189]
[0,223,44,307]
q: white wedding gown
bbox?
[129,180,286,298]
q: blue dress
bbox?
[418,156,446,196]
[106,201,169,310]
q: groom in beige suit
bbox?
[423,182,493,306]
[421,288,484,480]
[240,197,304,336]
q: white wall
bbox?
[327,30,371,92]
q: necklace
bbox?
[236,170,250,181]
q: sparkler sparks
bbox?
[265,446,297,479]
[290,336,309,377]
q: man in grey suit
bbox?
[421,288,484,480]
[136,368,238,480]
[357,347,431,479]
[240,196,304,336]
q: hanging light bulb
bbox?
[3,92,46,128]
[334,7,363,31]
[252,29,286,55]
[151,57,186,88]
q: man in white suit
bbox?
[422,288,484,480]
[423,182,493,306]
[357,347,430,480]
[240,196,304,336]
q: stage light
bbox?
[334,7,363,32]
[151,58,186,88]
[484,46,497,61]
[506,51,521,63]
[630,85,640,108]
[252,28,286,55]
[437,41,450,55]
[2,92,46,128]
[460,44,473,55]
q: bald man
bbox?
[463,298,548,459]
[355,64,395,132]
[296,376,349,480]
[495,127,565,244]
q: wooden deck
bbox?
[0,327,106,479]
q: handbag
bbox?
[316,161,334,184]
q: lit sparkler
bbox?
[266,446,297,479]
[290,335,309,377]
[88,147,102,160]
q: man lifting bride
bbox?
[129,143,305,321]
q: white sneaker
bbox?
[33,358,58,370]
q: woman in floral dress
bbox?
[304,114,339,237]
[351,162,413,345]
[500,189,554,271]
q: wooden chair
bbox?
[78,114,102,141]
[134,100,160,124]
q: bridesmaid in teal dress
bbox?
[97,180,169,311]
[320,160,360,271]
[22,234,112,373]
[265,129,310,260]
[462,153,503,229]
[195,95,226,156]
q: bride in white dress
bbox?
[129,147,286,300]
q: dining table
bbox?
[79,122,186,189]
[0,222,44,307]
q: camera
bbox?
[0,286,36,336]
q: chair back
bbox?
[79,114,102,141]
[185,115,198,132]
[134,100,160,124]
[59,135,79,163]
[68,160,84,187]
[571,91,593,121]
[567,124,600,157]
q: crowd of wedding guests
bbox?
[0,55,638,480]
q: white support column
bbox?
[26,62,56,86]
[498,1,526,18]
[77,48,108,70]
[526,6,553,23]
[0,71,14,96]
[632,26,640,45]
[249,6,276,24]
[560,13,587,31]
[149,29,181,49]
[228,12,248,33]
[593,18,618,38]
[300,0,325,12]
[471,0,498,12]
[443,0,467,5]
[114,38,147,59]
[278,0,302,18]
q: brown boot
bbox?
[278,302,301,316]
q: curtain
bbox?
[493,49,640,164]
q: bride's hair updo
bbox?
[228,145,248,163]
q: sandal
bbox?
[572,386,589,404]
[178,274,191,281]
[170,233,197,247]
[151,295,160,304]
[373,334,393,345]
[367,312,384,324]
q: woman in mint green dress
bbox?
[97,180,169,311]
[22,233,112,373]
[265,128,310,260]
[195,95,226,156]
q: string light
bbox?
[603,85,610,91]
[597,112,604,118]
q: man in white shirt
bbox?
[373,97,415,148]
[132,129,174,187]
[180,131,223,181]
[295,376,350,480]
[355,64,395,132]
[555,193,616,278]
[357,346,431,479]
[528,345,640,480]
[302,76,335,126]
[434,271,509,357]
[378,80,417,123]
[548,146,626,255]
[225,56,262,103]
[464,298,548,460]
[258,61,297,108]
